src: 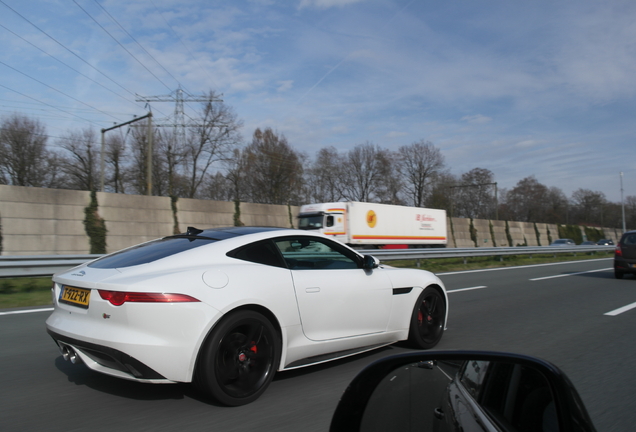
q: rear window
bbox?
[622,234,636,246]
[88,237,215,269]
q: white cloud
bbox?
[277,80,293,92]
[461,115,492,124]
[298,0,365,10]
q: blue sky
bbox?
[1,0,635,201]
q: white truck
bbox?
[297,201,447,248]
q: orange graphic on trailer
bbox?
[366,210,377,228]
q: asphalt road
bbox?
[1,257,633,431]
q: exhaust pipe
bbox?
[59,343,82,364]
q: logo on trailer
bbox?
[366,210,377,228]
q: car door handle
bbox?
[305,287,320,293]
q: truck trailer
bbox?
[297,201,447,248]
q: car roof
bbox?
[169,226,289,240]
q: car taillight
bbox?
[98,290,200,306]
[615,245,622,256]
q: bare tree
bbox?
[203,171,233,201]
[375,151,404,205]
[0,113,58,187]
[184,91,242,198]
[544,187,569,224]
[57,128,100,191]
[452,168,496,219]
[397,140,445,207]
[242,128,304,205]
[155,129,188,197]
[426,170,455,211]
[502,176,549,222]
[571,188,606,225]
[127,126,157,195]
[341,142,389,202]
[305,146,345,203]
[104,132,128,193]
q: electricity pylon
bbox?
[136,86,222,145]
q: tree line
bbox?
[0,93,633,229]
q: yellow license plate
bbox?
[59,286,91,309]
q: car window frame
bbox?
[272,235,363,270]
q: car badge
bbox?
[102,313,111,319]
[71,270,86,277]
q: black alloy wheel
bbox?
[407,286,445,349]
[195,310,280,406]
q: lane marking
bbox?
[529,268,612,281]
[605,302,636,316]
[447,286,487,293]
[437,258,612,276]
[0,307,53,316]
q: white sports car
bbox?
[46,226,448,406]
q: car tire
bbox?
[615,268,625,279]
[195,310,280,406]
[407,286,445,349]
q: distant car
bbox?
[597,239,614,245]
[550,239,575,246]
[45,226,448,406]
[580,241,596,246]
[614,231,636,279]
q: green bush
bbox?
[83,191,107,254]
[557,224,583,244]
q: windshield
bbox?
[298,214,324,230]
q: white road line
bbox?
[437,258,612,276]
[0,307,53,316]
[605,302,636,316]
[447,286,487,293]
[529,268,612,281]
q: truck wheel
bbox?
[407,287,445,349]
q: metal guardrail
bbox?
[0,245,614,278]
[367,245,615,261]
[0,255,102,278]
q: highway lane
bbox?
[439,257,636,431]
[1,257,634,431]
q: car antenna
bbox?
[186,227,204,236]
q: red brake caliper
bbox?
[418,301,433,325]
[238,343,257,363]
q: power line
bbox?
[0,22,144,111]
[91,0,185,92]
[0,83,102,126]
[148,0,219,90]
[0,0,145,102]
[0,60,123,121]
[73,0,173,92]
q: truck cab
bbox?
[298,203,347,243]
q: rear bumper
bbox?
[48,329,168,382]
[614,257,636,273]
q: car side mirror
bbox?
[330,350,597,432]
[362,254,380,269]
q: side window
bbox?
[274,237,360,270]
[227,240,286,268]
[462,361,559,432]
[459,360,490,399]
[326,215,334,227]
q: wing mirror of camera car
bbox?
[362,255,380,269]
[330,350,597,432]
